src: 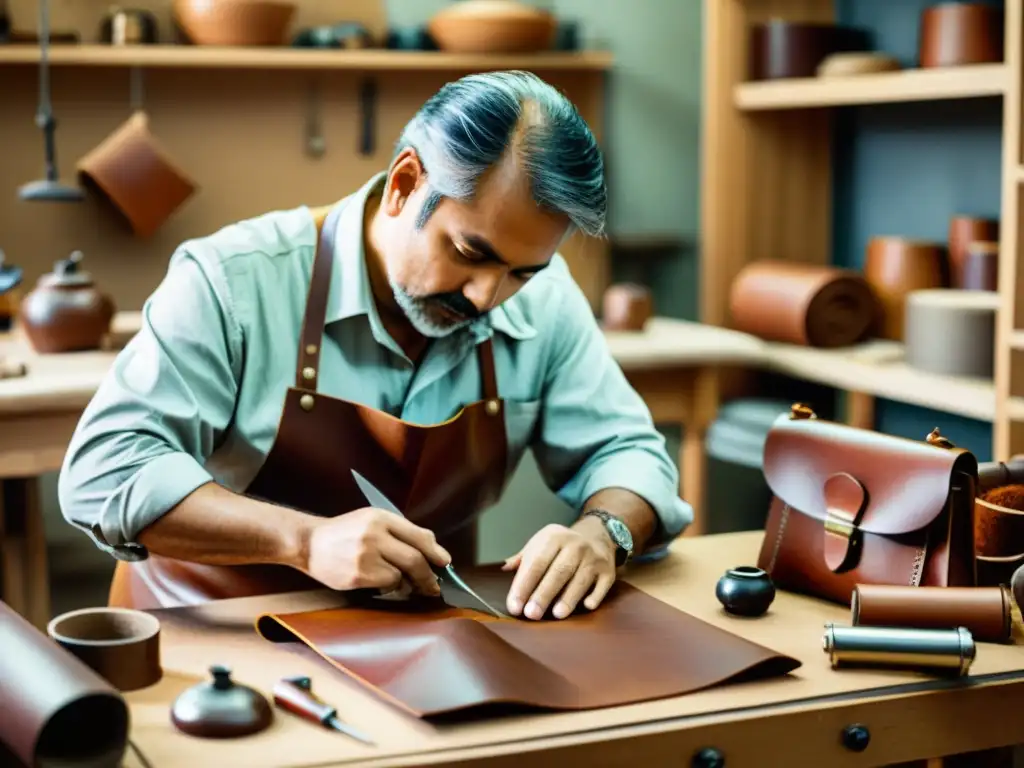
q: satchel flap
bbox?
[763,415,977,536]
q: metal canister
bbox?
[822,623,976,676]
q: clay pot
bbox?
[863,237,947,341]
[173,0,297,46]
[78,112,197,239]
[602,283,653,331]
[715,566,776,617]
[919,2,1004,68]
[427,0,557,54]
[961,240,999,291]
[19,251,115,354]
[948,215,998,288]
[748,20,869,80]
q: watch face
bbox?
[607,518,633,551]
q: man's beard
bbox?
[390,280,481,338]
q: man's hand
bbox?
[302,507,451,596]
[501,522,617,620]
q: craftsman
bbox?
[58,71,692,621]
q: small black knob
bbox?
[692,747,725,767]
[841,723,870,752]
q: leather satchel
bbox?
[756,403,978,605]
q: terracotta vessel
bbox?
[863,236,947,341]
[748,20,868,80]
[427,0,557,54]
[602,283,653,331]
[975,484,1024,587]
[173,0,297,46]
[919,2,1004,68]
[948,215,998,288]
[19,251,115,354]
[961,240,999,291]
[78,112,197,239]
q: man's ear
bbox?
[383,147,426,217]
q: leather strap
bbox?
[822,472,867,573]
[476,338,499,401]
[293,201,502,403]
[294,204,343,391]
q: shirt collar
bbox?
[322,172,537,342]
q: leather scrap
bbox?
[255,566,801,719]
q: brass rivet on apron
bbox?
[485,399,500,416]
[302,366,316,381]
[300,394,315,411]
[305,344,318,355]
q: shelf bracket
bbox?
[358,77,377,157]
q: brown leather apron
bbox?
[108,201,510,610]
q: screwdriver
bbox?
[272,676,375,746]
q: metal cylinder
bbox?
[822,623,975,676]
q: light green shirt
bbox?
[58,174,692,563]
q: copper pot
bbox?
[602,283,653,331]
[863,236,947,340]
[948,215,998,288]
[19,251,115,354]
[427,0,557,54]
[919,2,1004,68]
[77,112,197,239]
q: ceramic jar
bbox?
[715,566,776,617]
[19,251,115,353]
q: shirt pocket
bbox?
[503,399,542,475]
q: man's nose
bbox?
[464,270,510,311]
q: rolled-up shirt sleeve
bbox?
[57,248,242,561]
[529,280,693,562]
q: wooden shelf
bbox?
[762,340,996,423]
[0,44,612,72]
[735,64,1007,111]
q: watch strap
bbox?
[582,509,632,566]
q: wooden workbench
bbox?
[113,531,1024,767]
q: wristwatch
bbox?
[581,509,634,567]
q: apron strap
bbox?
[476,338,499,401]
[295,203,346,391]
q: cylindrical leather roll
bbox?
[748,21,869,80]
[863,237,947,340]
[851,584,1011,643]
[975,485,1024,558]
[919,2,1004,68]
[903,289,999,378]
[948,216,999,288]
[962,240,999,291]
[0,601,130,767]
[728,260,876,348]
[47,606,163,692]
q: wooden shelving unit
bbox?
[735,63,1007,110]
[0,44,612,72]
[701,0,1024,458]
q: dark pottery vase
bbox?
[715,566,776,617]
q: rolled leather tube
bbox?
[728,260,876,348]
[851,584,1012,643]
[0,601,130,767]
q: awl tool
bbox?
[273,676,375,745]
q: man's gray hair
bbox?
[394,70,607,238]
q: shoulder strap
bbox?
[476,338,499,400]
[295,204,344,391]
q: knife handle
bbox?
[273,676,336,725]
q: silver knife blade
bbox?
[350,469,506,619]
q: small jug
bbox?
[19,251,115,353]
